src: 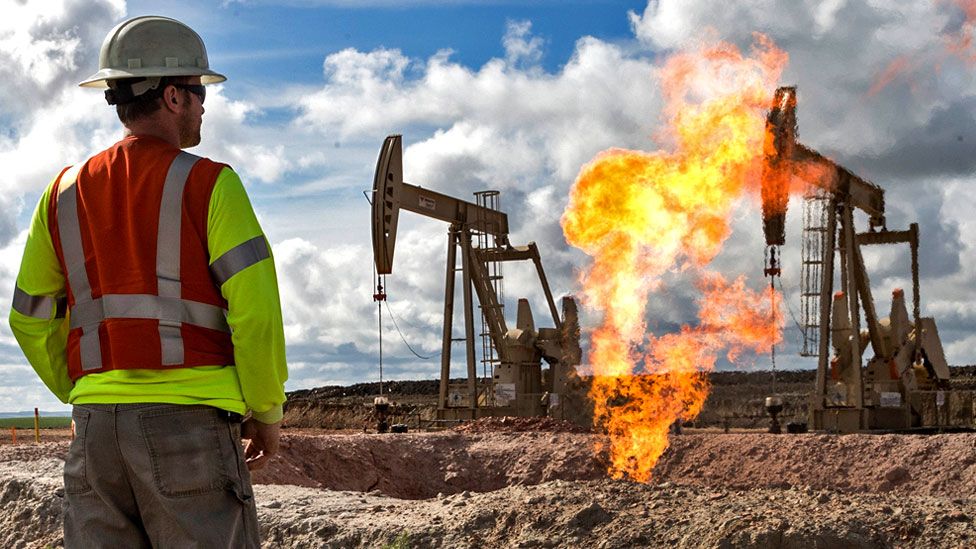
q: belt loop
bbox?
[217,409,244,423]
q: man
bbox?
[8,15,288,548]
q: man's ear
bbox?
[162,85,181,111]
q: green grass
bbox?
[0,417,71,429]
[382,532,411,549]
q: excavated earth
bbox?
[1,419,975,548]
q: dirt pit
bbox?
[1,422,975,548]
[256,419,603,500]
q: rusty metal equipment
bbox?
[762,86,968,433]
[371,135,584,422]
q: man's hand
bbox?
[241,418,280,471]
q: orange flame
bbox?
[561,35,786,482]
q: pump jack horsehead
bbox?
[761,87,961,433]
[370,135,587,424]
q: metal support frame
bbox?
[766,88,953,432]
[812,197,837,416]
[841,204,864,412]
[372,134,579,423]
[438,227,459,411]
[459,230,479,418]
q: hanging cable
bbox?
[364,189,385,396]
[775,276,806,346]
[363,188,434,379]
[384,300,436,360]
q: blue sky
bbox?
[131,1,646,86]
[1,0,975,413]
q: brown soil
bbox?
[2,425,974,548]
[252,429,607,499]
[0,428,73,445]
[451,416,592,434]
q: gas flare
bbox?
[561,35,786,482]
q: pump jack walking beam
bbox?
[761,87,952,432]
[372,135,509,276]
[372,134,580,421]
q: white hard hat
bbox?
[79,15,226,88]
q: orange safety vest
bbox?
[49,136,241,381]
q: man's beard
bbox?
[179,108,201,148]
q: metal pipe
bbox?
[910,223,921,361]
[460,231,479,418]
[813,197,837,416]
[842,204,864,411]
[439,228,458,410]
[529,243,562,331]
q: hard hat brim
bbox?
[79,67,227,88]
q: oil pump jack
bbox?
[761,87,965,432]
[371,135,585,422]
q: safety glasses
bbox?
[172,84,206,105]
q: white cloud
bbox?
[3,0,975,411]
[0,0,124,119]
[503,20,544,67]
[296,34,656,156]
[0,1,125,245]
[0,372,70,414]
[624,0,976,368]
[630,0,976,158]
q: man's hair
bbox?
[112,76,192,126]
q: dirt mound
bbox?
[0,458,65,548]
[658,432,976,498]
[452,416,592,434]
[255,479,975,548]
[3,431,976,547]
[251,431,607,499]
[4,431,974,499]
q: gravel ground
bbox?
[1,427,974,548]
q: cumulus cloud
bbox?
[3,0,975,410]
[0,0,124,121]
[631,0,976,170]
[294,32,657,181]
[0,1,124,248]
[625,0,976,369]
[503,20,545,68]
[268,19,670,381]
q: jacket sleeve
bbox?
[8,180,73,402]
[207,167,288,424]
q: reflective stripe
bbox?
[68,294,230,333]
[57,166,90,300]
[160,326,183,365]
[157,152,198,296]
[57,164,102,371]
[157,152,200,364]
[210,235,270,286]
[12,286,66,319]
[80,333,101,372]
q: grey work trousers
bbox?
[64,404,260,548]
